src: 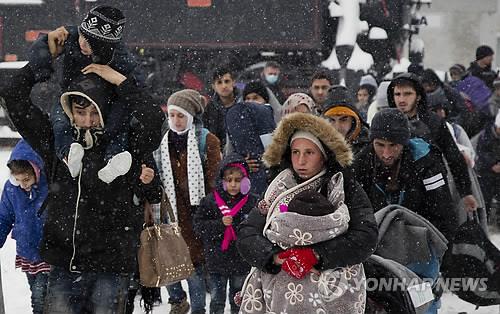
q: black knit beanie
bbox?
[369,108,410,145]
[243,81,270,103]
[287,190,334,217]
[476,45,494,61]
[325,85,351,108]
[79,6,126,64]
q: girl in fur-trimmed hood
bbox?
[237,113,378,314]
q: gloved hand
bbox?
[278,247,318,279]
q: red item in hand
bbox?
[234,291,242,306]
[279,247,318,279]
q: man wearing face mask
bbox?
[261,61,286,104]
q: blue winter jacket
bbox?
[225,102,276,196]
[0,139,48,262]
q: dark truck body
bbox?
[0,0,414,99]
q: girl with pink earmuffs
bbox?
[193,153,258,314]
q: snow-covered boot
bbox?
[98,151,132,184]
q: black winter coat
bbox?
[1,66,165,273]
[236,168,378,274]
[193,153,257,275]
[388,73,472,198]
[476,124,500,177]
[353,141,458,240]
[193,192,257,275]
[202,93,235,149]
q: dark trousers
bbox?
[44,266,130,314]
[26,271,49,314]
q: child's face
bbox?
[356,88,370,104]
[13,172,36,192]
[244,93,266,104]
[223,169,243,196]
[78,35,92,56]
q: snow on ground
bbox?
[0,146,499,313]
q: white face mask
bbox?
[265,74,279,85]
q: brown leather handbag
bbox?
[138,192,194,287]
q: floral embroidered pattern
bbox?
[289,228,313,245]
[285,283,304,305]
[242,284,264,313]
[310,270,348,302]
[308,293,323,307]
[354,290,366,313]
[343,264,361,281]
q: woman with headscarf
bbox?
[237,112,378,313]
[281,93,316,117]
[155,89,222,314]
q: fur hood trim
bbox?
[263,112,352,168]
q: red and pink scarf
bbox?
[214,190,249,251]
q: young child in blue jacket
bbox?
[0,139,49,314]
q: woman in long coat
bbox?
[237,113,378,313]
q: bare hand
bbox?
[139,164,154,185]
[462,153,474,168]
[47,26,69,58]
[81,64,126,86]
[492,163,500,174]
[222,216,233,226]
[245,154,260,173]
[463,194,478,213]
[273,254,285,266]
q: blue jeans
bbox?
[208,273,245,314]
[166,266,206,313]
[26,272,49,314]
[44,266,130,314]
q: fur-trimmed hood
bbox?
[262,112,352,168]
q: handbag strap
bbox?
[160,189,176,224]
[466,211,480,223]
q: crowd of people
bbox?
[0,4,499,314]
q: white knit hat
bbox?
[290,130,327,157]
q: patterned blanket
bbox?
[240,169,366,314]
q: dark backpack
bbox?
[364,255,434,314]
[442,215,500,306]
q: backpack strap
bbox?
[198,127,209,164]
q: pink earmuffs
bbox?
[223,163,251,195]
